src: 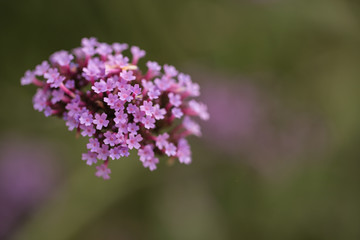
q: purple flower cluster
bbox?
[21,37,209,179]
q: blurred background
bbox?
[1,0,360,239]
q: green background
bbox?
[0,0,360,239]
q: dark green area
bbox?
[1,0,360,239]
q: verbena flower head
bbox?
[21,37,209,180]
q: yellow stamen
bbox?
[122,64,138,71]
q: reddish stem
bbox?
[32,78,44,87]
[60,83,76,98]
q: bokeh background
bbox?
[1,0,360,239]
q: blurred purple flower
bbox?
[0,137,60,239]
[21,38,209,179]
[195,71,328,172]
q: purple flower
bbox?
[96,43,112,56]
[116,78,129,90]
[140,101,154,116]
[148,87,161,100]
[114,110,128,125]
[65,97,82,118]
[118,88,133,102]
[131,84,142,95]
[168,92,182,107]
[153,104,166,120]
[50,76,66,88]
[106,77,116,91]
[183,116,201,137]
[165,142,177,156]
[82,37,98,48]
[108,54,129,69]
[103,131,119,146]
[115,131,126,141]
[83,58,104,81]
[103,93,118,107]
[120,70,136,81]
[127,123,139,134]
[82,151,98,165]
[82,43,95,54]
[112,99,126,111]
[188,100,209,120]
[92,79,107,93]
[65,79,75,89]
[141,79,155,90]
[154,77,171,91]
[112,42,128,53]
[178,73,191,86]
[186,82,200,97]
[51,89,65,104]
[138,145,154,162]
[43,68,66,88]
[177,73,200,96]
[33,89,48,111]
[72,47,86,59]
[126,133,143,150]
[126,103,138,114]
[50,50,74,66]
[117,123,129,135]
[132,109,145,123]
[177,138,191,164]
[141,116,155,129]
[44,106,53,117]
[131,46,146,64]
[44,68,60,84]
[97,144,110,160]
[95,164,111,180]
[87,138,100,152]
[146,61,161,75]
[80,124,96,137]
[156,133,169,150]
[142,157,159,171]
[65,116,79,131]
[93,113,109,130]
[119,146,130,157]
[22,37,209,178]
[82,47,96,57]
[172,107,183,118]
[109,146,122,160]
[79,111,94,126]
[34,61,50,76]
[21,70,35,85]
[164,64,178,78]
